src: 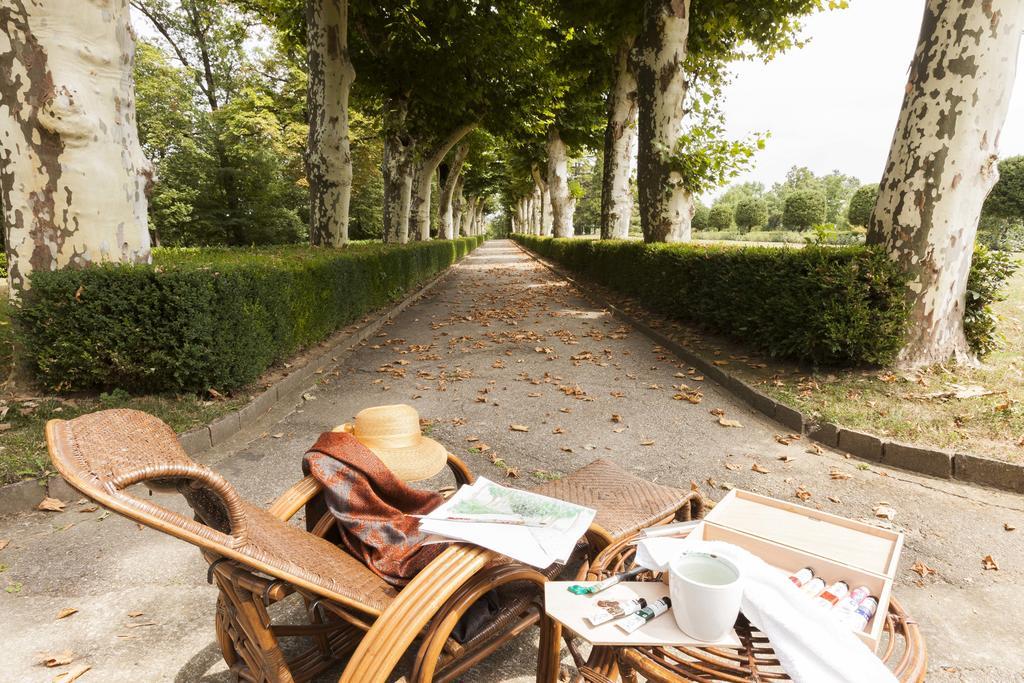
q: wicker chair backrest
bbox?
[46,408,398,615]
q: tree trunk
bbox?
[438,144,469,240]
[306,0,355,247]
[460,195,473,236]
[601,37,639,239]
[409,124,477,241]
[546,126,574,238]
[634,0,693,243]
[382,98,415,243]
[451,180,465,236]
[530,186,542,235]
[0,0,152,295]
[868,0,1024,367]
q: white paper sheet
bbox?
[417,477,596,568]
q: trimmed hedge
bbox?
[17,236,485,393]
[513,235,909,365]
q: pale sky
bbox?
[715,0,1024,195]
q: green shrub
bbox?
[691,204,711,231]
[734,198,768,232]
[784,190,827,230]
[512,235,909,366]
[0,252,7,279]
[16,236,485,393]
[964,246,1020,358]
[708,204,735,231]
[847,184,878,228]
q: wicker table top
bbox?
[576,531,928,683]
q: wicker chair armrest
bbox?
[108,463,248,541]
[445,453,475,487]
[338,544,493,683]
[266,475,323,521]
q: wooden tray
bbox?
[543,581,742,648]
[703,489,903,651]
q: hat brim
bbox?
[334,422,449,482]
[369,436,449,482]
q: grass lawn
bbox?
[596,254,1024,463]
[0,297,247,485]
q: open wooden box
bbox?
[700,489,903,651]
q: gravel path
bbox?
[1,240,1022,682]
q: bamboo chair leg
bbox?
[214,573,296,683]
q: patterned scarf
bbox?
[303,431,447,586]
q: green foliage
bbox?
[708,204,736,231]
[511,235,909,366]
[16,238,485,394]
[983,156,1024,221]
[847,184,878,228]
[0,253,7,279]
[691,204,711,232]
[734,197,769,232]
[783,189,827,230]
[964,246,1020,358]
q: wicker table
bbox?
[573,531,928,683]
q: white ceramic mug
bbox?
[669,551,743,642]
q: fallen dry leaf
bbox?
[56,607,78,620]
[1005,522,1017,531]
[509,424,529,432]
[465,436,479,442]
[794,486,812,502]
[0,539,9,551]
[829,468,851,480]
[751,463,770,474]
[53,664,91,683]
[41,651,76,668]
[910,560,936,578]
[724,462,741,471]
[38,498,66,512]
[127,611,144,618]
[778,455,793,463]
[712,360,729,366]
[709,408,725,417]
[827,496,842,504]
[639,439,655,446]
[982,555,999,571]
[271,433,284,439]
[873,504,896,521]
[806,443,823,455]
[611,414,622,423]
[718,417,742,428]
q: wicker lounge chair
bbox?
[46,409,703,683]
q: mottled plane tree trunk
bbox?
[634,0,692,243]
[601,37,638,240]
[382,97,414,243]
[868,0,1024,367]
[546,126,574,238]
[307,0,355,247]
[409,123,476,241]
[451,179,465,235]
[438,143,470,240]
[0,0,152,295]
[531,164,553,236]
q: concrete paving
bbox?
[2,240,1023,682]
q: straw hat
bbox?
[333,404,447,482]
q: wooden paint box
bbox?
[701,489,904,651]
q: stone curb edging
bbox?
[0,249,477,517]
[513,240,1024,495]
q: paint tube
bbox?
[616,597,672,634]
[585,598,648,626]
[568,566,645,595]
[811,581,849,608]
[787,567,815,588]
[831,586,871,617]
[843,597,879,632]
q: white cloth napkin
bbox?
[635,535,898,683]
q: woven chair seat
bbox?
[531,458,699,540]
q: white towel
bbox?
[634,536,898,683]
